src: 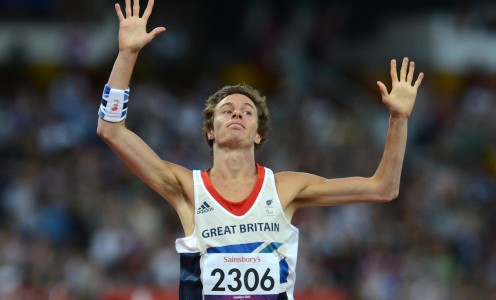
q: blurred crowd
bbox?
[1,1,496,300]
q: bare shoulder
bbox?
[149,161,195,211]
[275,171,325,187]
[274,171,325,204]
[273,171,326,220]
[163,161,194,199]
[275,171,322,183]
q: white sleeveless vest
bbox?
[175,165,299,300]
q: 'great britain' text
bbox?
[201,222,280,238]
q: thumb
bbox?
[376,81,389,98]
[148,27,166,40]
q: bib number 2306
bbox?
[203,253,280,298]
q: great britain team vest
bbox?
[175,164,299,300]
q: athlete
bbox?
[96,0,424,299]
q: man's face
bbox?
[207,93,261,150]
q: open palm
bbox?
[115,0,165,53]
[377,57,424,119]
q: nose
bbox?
[231,110,242,118]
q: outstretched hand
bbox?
[377,58,424,119]
[115,0,166,54]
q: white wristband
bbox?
[98,84,129,122]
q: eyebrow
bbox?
[218,102,256,110]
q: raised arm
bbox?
[372,57,424,197]
[97,0,193,214]
[278,58,424,212]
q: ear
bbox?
[207,129,214,141]
[255,133,262,144]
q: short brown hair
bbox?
[202,84,270,151]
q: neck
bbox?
[210,147,257,180]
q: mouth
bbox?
[227,122,245,129]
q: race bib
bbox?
[203,253,280,299]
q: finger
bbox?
[115,3,125,21]
[407,61,415,84]
[125,0,132,17]
[390,59,398,83]
[413,72,424,89]
[400,57,408,82]
[148,27,166,39]
[142,0,154,20]
[133,0,140,17]
[377,81,389,98]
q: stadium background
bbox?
[0,0,495,299]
